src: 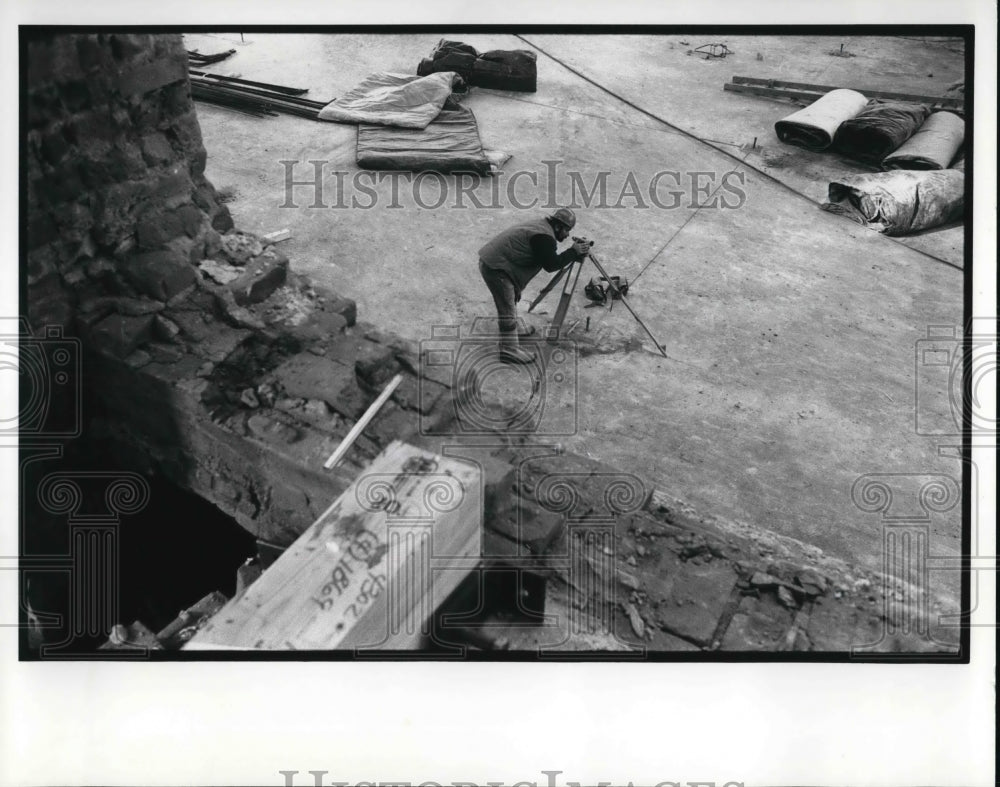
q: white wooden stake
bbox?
[323,374,404,470]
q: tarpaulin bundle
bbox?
[821,169,964,235]
[357,99,494,174]
[318,71,465,129]
[882,111,965,170]
[774,89,868,151]
[832,100,931,164]
[417,39,538,92]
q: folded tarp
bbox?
[356,99,493,174]
[882,111,964,170]
[774,89,868,151]
[832,100,931,164]
[821,169,964,235]
[318,71,464,129]
[417,39,537,92]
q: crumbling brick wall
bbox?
[25,32,233,332]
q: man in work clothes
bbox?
[478,208,592,363]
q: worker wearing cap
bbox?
[478,208,591,364]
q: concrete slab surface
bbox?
[189,33,964,610]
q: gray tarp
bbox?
[821,169,964,235]
[775,89,868,151]
[832,100,931,164]
[318,71,463,129]
[882,111,965,170]
[356,99,493,174]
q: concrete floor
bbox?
[189,33,964,604]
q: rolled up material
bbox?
[775,89,868,151]
[821,169,964,235]
[833,100,931,164]
[882,111,965,170]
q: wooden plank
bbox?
[723,82,827,104]
[184,441,482,650]
[730,75,964,109]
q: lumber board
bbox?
[184,441,482,650]
[730,75,964,109]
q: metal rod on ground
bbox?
[323,374,403,470]
[189,69,312,96]
[586,253,668,358]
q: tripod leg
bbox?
[547,261,584,343]
[587,253,668,358]
[527,266,568,313]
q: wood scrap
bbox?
[184,441,482,650]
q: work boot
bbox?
[498,345,536,364]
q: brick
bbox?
[136,210,184,249]
[26,84,63,129]
[27,213,59,250]
[140,132,174,166]
[166,109,203,154]
[160,82,192,118]
[189,148,208,176]
[89,312,155,358]
[39,127,72,166]
[270,354,372,419]
[646,552,738,646]
[391,374,447,415]
[60,80,92,112]
[326,295,357,326]
[211,206,234,233]
[227,248,288,306]
[482,528,532,562]
[487,498,564,554]
[358,400,418,448]
[79,148,133,189]
[152,167,193,201]
[719,594,794,651]
[122,249,196,301]
[76,35,111,72]
[355,341,401,390]
[190,325,252,364]
[117,52,187,96]
[274,309,348,345]
[192,183,220,215]
[109,34,150,62]
[163,309,213,342]
[26,247,59,286]
[178,205,205,238]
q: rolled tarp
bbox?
[832,100,931,164]
[821,169,964,235]
[882,110,965,170]
[774,89,868,151]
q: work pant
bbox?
[479,259,519,349]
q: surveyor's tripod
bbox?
[528,250,668,358]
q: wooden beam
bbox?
[723,82,827,104]
[184,441,482,651]
[730,75,964,109]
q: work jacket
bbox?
[479,218,578,297]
